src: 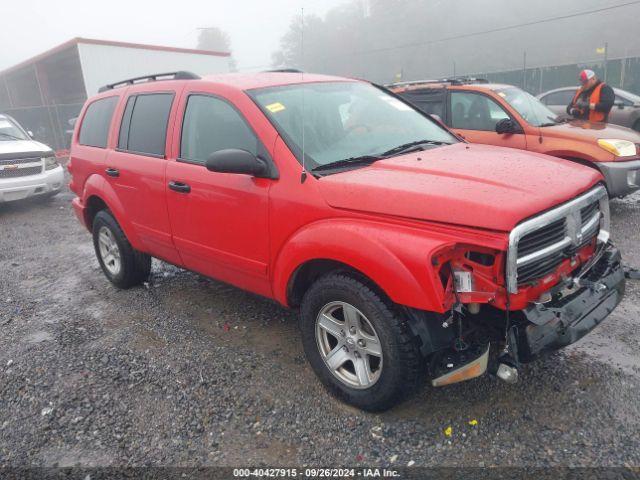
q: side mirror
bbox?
[615,102,625,110]
[495,118,519,135]
[205,149,268,177]
[27,130,34,138]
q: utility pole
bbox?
[522,51,527,91]
[604,42,609,83]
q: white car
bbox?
[0,114,64,203]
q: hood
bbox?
[0,140,53,157]
[541,119,640,143]
[317,144,602,232]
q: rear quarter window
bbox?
[78,96,119,148]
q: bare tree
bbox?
[197,26,237,71]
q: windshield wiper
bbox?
[539,116,570,127]
[312,155,382,172]
[380,139,451,157]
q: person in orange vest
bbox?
[567,69,615,122]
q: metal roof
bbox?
[0,37,230,77]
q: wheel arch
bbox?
[81,174,143,249]
[272,219,452,313]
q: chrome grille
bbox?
[506,185,609,293]
[0,166,42,178]
[0,157,42,166]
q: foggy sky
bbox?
[0,0,347,72]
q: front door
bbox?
[448,91,527,150]
[165,93,272,297]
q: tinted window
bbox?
[450,91,509,131]
[120,93,173,156]
[79,96,118,148]
[541,90,576,106]
[397,89,445,118]
[180,95,258,163]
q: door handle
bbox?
[105,168,120,177]
[168,181,191,193]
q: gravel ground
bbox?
[0,183,639,469]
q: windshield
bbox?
[495,87,559,127]
[250,81,458,170]
[0,117,29,141]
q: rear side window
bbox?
[541,90,575,106]
[79,96,118,148]
[180,95,258,163]
[118,93,174,157]
[397,89,445,118]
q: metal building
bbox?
[0,38,231,152]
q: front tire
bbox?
[300,273,423,411]
[92,210,151,289]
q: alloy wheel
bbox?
[98,226,122,276]
[315,301,383,389]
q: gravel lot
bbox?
[0,180,639,469]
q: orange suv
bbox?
[388,79,640,198]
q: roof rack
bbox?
[98,71,200,93]
[263,68,303,73]
[386,77,489,88]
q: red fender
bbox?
[272,218,481,313]
[81,174,144,251]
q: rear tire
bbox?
[92,210,151,289]
[300,273,423,411]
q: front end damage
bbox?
[408,184,625,387]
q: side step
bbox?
[431,344,490,387]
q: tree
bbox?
[197,26,237,71]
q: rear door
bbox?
[609,94,635,127]
[165,90,273,297]
[448,90,527,150]
[105,86,181,265]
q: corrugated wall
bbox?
[0,45,86,151]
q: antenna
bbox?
[300,7,307,184]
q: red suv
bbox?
[69,71,625,411]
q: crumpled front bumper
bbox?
[517,245,625,362]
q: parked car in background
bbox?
[388,79,640,198]
[538,86,640,132]
[0,114,63,203]
[68,71,624,411]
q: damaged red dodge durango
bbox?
[69,71,625,411]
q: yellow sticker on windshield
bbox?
[266,102,286,113]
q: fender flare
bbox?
[272,219,455,312]
[81,174,143,250]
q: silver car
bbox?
[537,87,640,132]
[0,114,64,203]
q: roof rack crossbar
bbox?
[386,77,489,87]
[263,68,303,73]
[98,71,200,93]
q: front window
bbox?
[250,82,457,170]
[449,91,510,131]
[495,87,559,127]
[0,117,29,141]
